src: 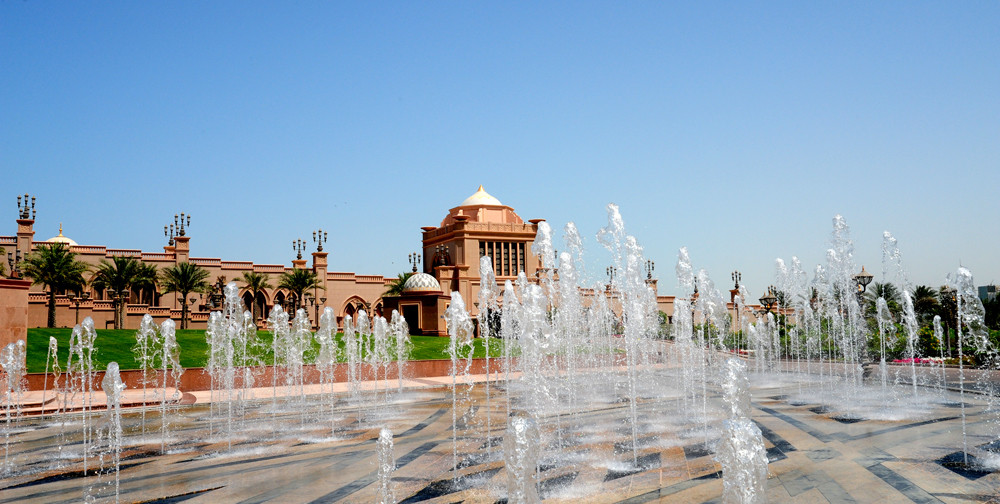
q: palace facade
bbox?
[2,187,717,346]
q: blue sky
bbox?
[3,2,998,297]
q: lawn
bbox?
[24,328,501,373]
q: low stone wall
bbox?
[23,358,509,392]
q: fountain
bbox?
[376,427,397,504]
[100,362,125,503]
[715,358,767,504]
[67,317,98,475]
[2,339,26,475]
[133,314,158,435]
[504,415,541,503]
[315,306,338,434]
[158,318,182,452]
[1,209,998,503]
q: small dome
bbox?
[46,224,78,246]
[403,272,442,293]
[459,185,502,207]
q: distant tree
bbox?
[160,262,211,329]
[21,243,89,328]
[938,286,958,355]
[984,295,1000,330]
[91,256,152,329]
[240,271,273,321]
[136,262,159,305]
[912,285,940,324]
[0,246,5,277]
[773,289,791,308]
[277,268,323,313]
[865,282,901,317]
[383,272,414,297]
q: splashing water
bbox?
[376,427,396,504]
[159,319,182,453]
[2,340,26,475]
[101,362,126,503]
[504,415,541,504]
[444,291,475,480]
[715,358,768,504]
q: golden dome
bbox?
[459,185,502,207]
[46,223,78,246]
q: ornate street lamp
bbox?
[304,292,314,323]
[164,224,175,246]
[759,286,777,314]
[6,249,22,279]
[17,193,37,220]
[852,266,874,305]
[72,292,90,325]
[732,271,741,290]
[315,296,327,328]
[645,260,655,280]
[293,239,306,260]
[175,213,191,236]
[409,252,421,273]
[606,266,617,285]
[313,229,328,252]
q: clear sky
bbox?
[3,2,998,298]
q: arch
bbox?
[241,292,254,313]
[341,295,368,319]
[273,291,287,314]
[255,291,268,320]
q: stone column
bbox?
[0,279,30,364]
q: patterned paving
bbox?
[1,373,998,503]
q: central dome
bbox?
[459,185,502,207]
[439,185,524,227]
[402,272,442,293]
[46,224,78,247]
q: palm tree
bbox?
[160,262,211,329]
[91,256,151,329]
[21,243,89,328]
[382,272,414,297]
[136,262,159,305]
[865,281,901,317]
[277,268,323,313]
[912,285,940,324]
[240,271,272,321]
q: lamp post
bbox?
[409,252,421,273]
[759,286,777,314]
[72,292,90,325]
[315,296,326,327]
[17,193,37,220]
[645,260,655,280]
[187,296,198,328]
[304,292,315,326]
[6,249,22,279]
[164,224,175,246]
[731,271,742,350]
[174,213,191,236]
[293,239,306,261]
[852,265,874,307]
[312,229,328,252]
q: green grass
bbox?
[25,328,502,373]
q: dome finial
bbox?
[459,185,502,206]
[58,223,63,236]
